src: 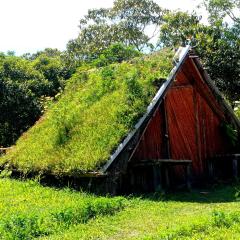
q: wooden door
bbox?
[165,86,201,175]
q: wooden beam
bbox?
[171,84,193,89]
[52,171,108,178]
[132,159,192,167]
[189,55,199,59]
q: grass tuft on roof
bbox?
[0,49,174,176]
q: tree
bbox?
[22,48,62,60]
[23,48,76,95]
[159,11,201,47]
[0,56,50,97]
[0,56,50,146]
[158,9,240,105]
[203,0,240,24]
[0,78,42,146]
[67,0,164,63]
[32,54,69,96]
[196,23,240,104]
[201,0,240,104]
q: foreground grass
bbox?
[45,185,240,240]
[0,178,126,239]
[1,178,240,239]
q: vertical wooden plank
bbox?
[186,164,192,190]
[162,98,171,189]
[163,97,171,158]
[153,164,162,191]
[165,165,170,188]
[193,85,202,174]
[130,106,165,162]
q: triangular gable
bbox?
[101,46,240,174]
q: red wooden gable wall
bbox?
[131,56,231,178]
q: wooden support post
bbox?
[165,165,170,188]
[153,164,162,192]
[186,164,192,190]
[163,98,171,190]
[129,169,135,188]
[233,158,238,181]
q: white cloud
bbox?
[0,0,206,55]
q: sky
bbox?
[0,0,204,55]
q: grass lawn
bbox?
[1,178,240,239]
[45,184,240,240]
[0,178,125,239]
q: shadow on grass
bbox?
[4,168,240,204]
[130,183,239,204]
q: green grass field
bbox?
[0,178,126,239]
[1,177,240,239]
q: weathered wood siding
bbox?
[132,107,165,161]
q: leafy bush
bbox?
[0,56,48,147]
[92,43,142,67]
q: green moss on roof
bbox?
[0,49,174,176]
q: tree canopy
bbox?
[203,0,240,24]
[158,4,240,104]
[67,0,164,63]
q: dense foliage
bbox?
[0,55,47,146]
[90,43,142,67]
[0,49,174,174]
[0,44,143,147]
[0,49,76,147]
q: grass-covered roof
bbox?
[0,49,174,176]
